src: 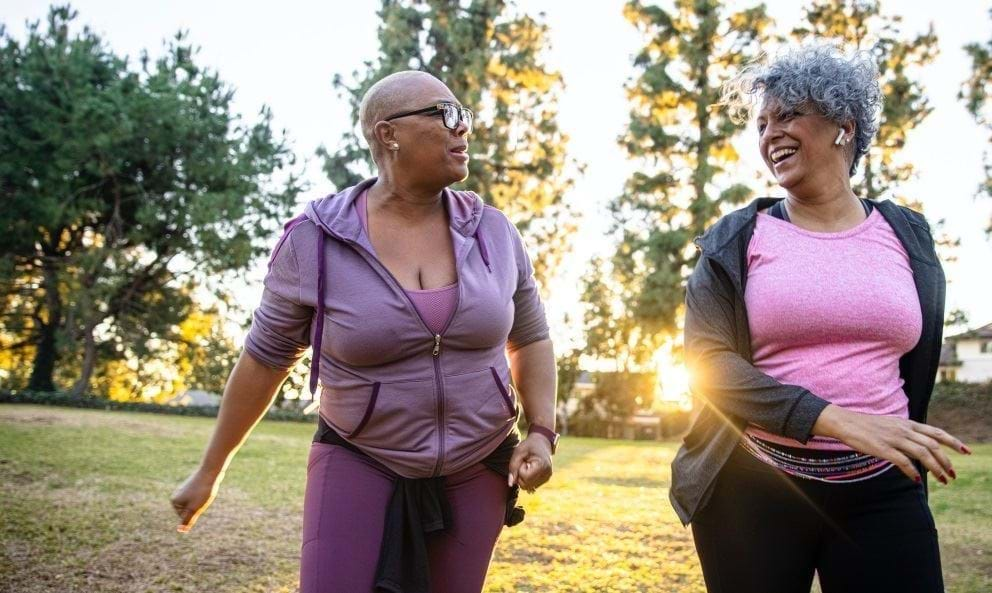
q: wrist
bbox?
[196,464,226,482]
[811,404,850,440]
[527,423,559,454]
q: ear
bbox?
[841,120,856,145]
[372,121,397,150]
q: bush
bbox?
[0,390,314,423]
[928,381,992,442]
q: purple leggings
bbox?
[300,442,508,593]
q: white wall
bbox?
[956,339,992,383]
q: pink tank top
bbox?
[356,190,458,334]
[744,209,922,450]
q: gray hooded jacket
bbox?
[670,197,945,525]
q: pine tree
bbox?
[585,0,772,370]
[319,0,577,284]
[793,0,938,206]
[961,7,992,235]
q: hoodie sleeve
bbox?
[505,217,551,351]
[243,224,313,371]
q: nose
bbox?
[762,119,785,140]
[759,120,783,156]
[454,118,470,137]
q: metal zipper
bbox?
[343,238,464,476]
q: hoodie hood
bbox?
[303,177,487,245]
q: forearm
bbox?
[197,350,290,478]
[507,338,557,429]
[690,347,830,441]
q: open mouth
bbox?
[770,147,798,165]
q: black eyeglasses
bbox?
[384,102,474,133]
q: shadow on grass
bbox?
[585,475,669,489]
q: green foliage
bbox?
[555,345,581,406]
[0,6,302,394]
[960,8,992,235]
[577,370,658,420]
[585,0,771,370]
[319,0,578,284]
[945,308,970,330]
[793,0,938,207]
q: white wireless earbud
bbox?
[834,128,845,146]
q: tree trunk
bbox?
[69,320,98,397]
[27,261,62,392]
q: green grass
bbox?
[1,404,989,592]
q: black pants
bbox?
[691,445,944,593]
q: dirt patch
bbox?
[0,459,38,485]
[1,482,302,593]
[0,406,196,440]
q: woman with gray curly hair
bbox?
[669,44,968,592]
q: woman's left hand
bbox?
[509,434,553,493]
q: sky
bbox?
[5,1,992,356]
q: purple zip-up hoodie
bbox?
[244,178,550,478]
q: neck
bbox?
[368,171,446,222]
[784,172,864,231]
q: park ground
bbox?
[1,404,989,592]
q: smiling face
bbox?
[374,74,471,190]
[756,95,854,197]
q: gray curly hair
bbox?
[721,43,882,177]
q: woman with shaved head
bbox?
[670,44,966,592]
[170,70,558,592]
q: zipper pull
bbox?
[433,334,442,357]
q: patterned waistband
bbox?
[740,434,892,483]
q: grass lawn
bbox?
[1,404,989,592]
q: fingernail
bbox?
[938,475,948,485]
[949,468,957,479]
[961,445,973,455]
[508,475,514,487]
[914,475,921,483]
[177,526,188,533]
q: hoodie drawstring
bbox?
[310,230,326,395]
[474,228,492,273]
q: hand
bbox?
[170,468,223,533]
[813,404,972,483]
[509,434,553,493]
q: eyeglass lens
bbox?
[443,104,473,133]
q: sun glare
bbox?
[654,347,693,411]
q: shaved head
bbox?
[359,70,452,152]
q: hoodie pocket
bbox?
[489,366,518,416]
[322,378,435,446]
[346,382,380,439]
[442,367,517,446]
[331,377,437,453]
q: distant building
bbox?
[937,322,992,383]
[165,389,221,407]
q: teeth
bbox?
[771,148,797,163]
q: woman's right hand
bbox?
[170,468,223,533]
[813,404,972,483]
